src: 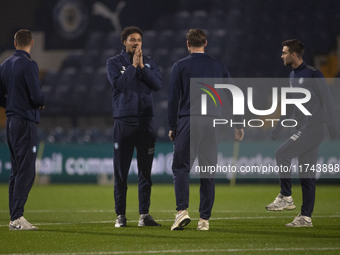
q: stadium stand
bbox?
[33,0,340,143]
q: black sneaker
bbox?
[115,215,126,228]
[138,214,161,227]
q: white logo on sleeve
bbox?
[145,63,150,68]
[32,146,37,153]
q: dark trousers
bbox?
[276,123,324,217]
[172,116,217,220]
[6,117,37,221]
[113,121,156,216]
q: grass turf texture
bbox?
[0,184,339,255]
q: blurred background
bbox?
[0,0,339,183]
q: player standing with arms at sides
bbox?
[168,28,244,231]
[266,39,337,227]
[106,26,162,228]
[0,29,45,230]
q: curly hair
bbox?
[121,26,143,43]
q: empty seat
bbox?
[61,51,83,70]
[81,50,100,69]
[83,67,111,114]
[57,68,78,88]
[105,31,121,50]
[73,68,94,113]
[154,48,172,69]
[52,68,78,113]
[174,11,191,30]
[172,29,188,49]
[142,30,157,49]
[98,49,117,69]
[208,29,226,49]
[85,31,105,51]
[190,10,209,28]
[142,48,153,57]
[158,30,175,49]
[91,67,109,92]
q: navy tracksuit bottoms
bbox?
[6,117,37,221]
[172,116,217,220]
[113,120,156,216]
[276,123,324,217]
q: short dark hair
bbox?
[282,39,304,58]
[121,26,143,43]
[14,29,32,48]
[186,28,207,47]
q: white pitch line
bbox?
[0,210,114,213]
[0,215,339,228]
[4,247,340,255]
[0,210,244,213]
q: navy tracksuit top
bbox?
[276,62,337,138]
[106,50,162,123]
[168,53,232,131]
[0,50,44,123]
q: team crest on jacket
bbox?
[120,66,126,74]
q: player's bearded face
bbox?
[124,33,142,55]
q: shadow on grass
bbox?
[37,226,195,240]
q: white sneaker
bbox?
[286,214,313,227]
[138,214,161,227]
[170,210,191,230]
[197,219,209,231]
[9,216,38,230]
[265,193,296,211]
[115,215,126,228]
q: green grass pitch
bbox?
[0,183,339,254]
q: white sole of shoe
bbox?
[171,216,191,230]
[114,224,126,228]
[9,225,38,230]
[266,204,296,211]
[197,227,209,231]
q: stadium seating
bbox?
[38,1,340,142]
[105,31,121,51]
[84,31,105,51]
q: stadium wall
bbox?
[0,141,339,184]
